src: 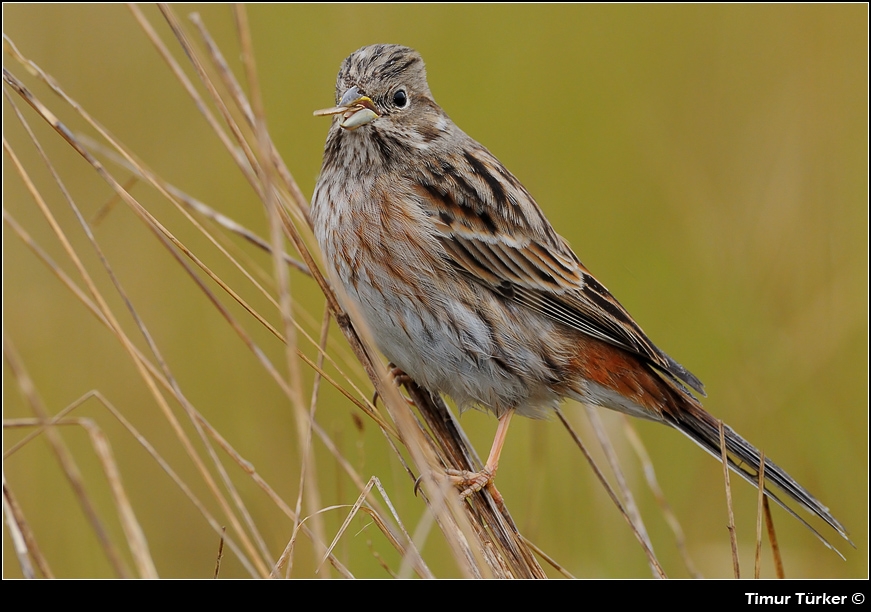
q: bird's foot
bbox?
[372,363,415,408]
[445,466,503,505]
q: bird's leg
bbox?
[447,408,515,503]
[372,363,415,408]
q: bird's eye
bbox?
[393,89,408,108]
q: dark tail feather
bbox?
[664,401,853,557]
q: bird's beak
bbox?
[313,86,380,131]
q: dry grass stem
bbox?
[718,420,740,579]
[763,496,785,579]
[755,450,766,579]
[556,408,666,578]
[584,406,657,577]
[4,338,135,577]
[214,528,226,579]
[3,477,53,578]
[3,83,275,574]
[622,417,700,578]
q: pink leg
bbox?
[447,409,515,501]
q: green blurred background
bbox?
[3,4,866,578]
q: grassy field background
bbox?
[3,4,866,578]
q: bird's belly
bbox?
[339,269,564,418]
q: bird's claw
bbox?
[445,467,495,499]
[372,363,415,408]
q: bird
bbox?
[310,43,849,552]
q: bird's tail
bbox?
[662,396,852,557]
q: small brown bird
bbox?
[311,44,848,550]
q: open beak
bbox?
[313,86,379,130]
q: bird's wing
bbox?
[413,144,705,396]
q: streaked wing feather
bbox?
[417,145,706,396]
